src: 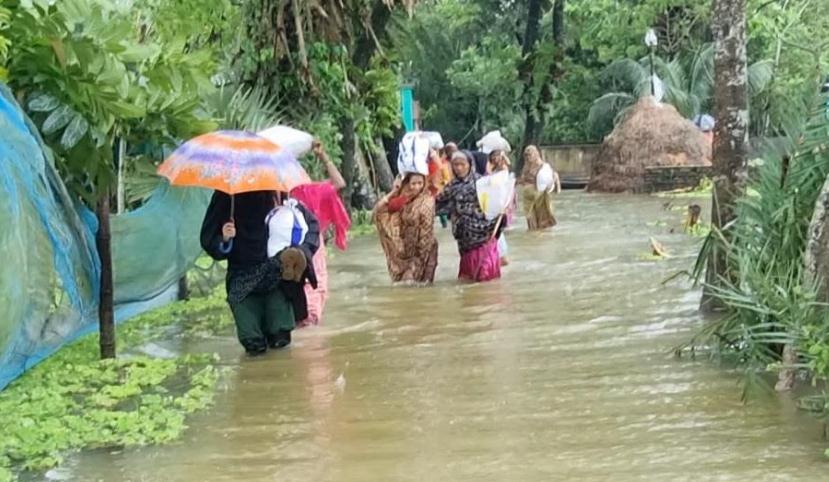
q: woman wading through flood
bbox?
[289,141,351,326]
[201,191,320,355]
[373,171,439,284]
[519,145,561,231]
[487,149,516,266]
[437,151,502,282]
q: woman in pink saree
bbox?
[289,142,351,326]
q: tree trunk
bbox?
[701,0,749,312]
[371,136,395,192]
[341,1,393,208]
[353,2,392,70]
[552,0,565,45]
[778,172,829,391]
[96,190,116,359]
[339,115,357,211]
[178,276,190,301]
[517,0,543,175]
[533,0,567,147]
[116,138,126,214]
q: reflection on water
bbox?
[63,193,827,481]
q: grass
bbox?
[349,209,376,237]
[0,287,232,481]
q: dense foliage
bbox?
[394,0,829,146]
[687,109,829,402]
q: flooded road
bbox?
[64,192,827,481]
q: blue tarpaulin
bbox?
[0,84,210,390]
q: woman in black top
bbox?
[200,191,320,355]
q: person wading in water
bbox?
[201,191,320,355]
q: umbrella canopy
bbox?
[157,130,310,195]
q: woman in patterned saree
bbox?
[373,172,439,284]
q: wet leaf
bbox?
[118,44,161,63]
[28,94,60,113]
[60,114,89,150]
[49,38,66,69]
[109,101,145,118]
[41,105,74,135]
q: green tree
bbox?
[4,0,218,358]
[586,46,773,138]
[235,0,411,203]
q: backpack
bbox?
[265,199,309,258]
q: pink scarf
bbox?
[290,181,351,250]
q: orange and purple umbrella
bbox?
[157,130,310,218]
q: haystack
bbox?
[587,96,712,193]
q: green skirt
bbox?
[521,187,557,230]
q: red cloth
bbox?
[387,195,410,213]
[428,159,439,176]
[290,181,351,250]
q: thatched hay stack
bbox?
[587,96,712,193]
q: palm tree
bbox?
[586,44,773,138]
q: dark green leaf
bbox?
[109,101,145,118]
[28,94,60,112]
[61,114,89,150]
[41,105,74,135]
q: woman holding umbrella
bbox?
[159,130,319,356]
[200,190,320,355]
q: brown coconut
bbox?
[587,96,712,193]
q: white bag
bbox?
[536,163,555,192]
[266,199,309,258]
[476,130,512,155]
[476,170,516,221]
[397,132,431,176]
[258,125,314,157]
[422,131,444,149]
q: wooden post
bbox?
[96,190,116,359]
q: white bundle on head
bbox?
[476,130,511,155]
[257,125,314,157]
[397,132,431,176]
[422,131,444,149]
[266,199,309,258]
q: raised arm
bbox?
[313,140,346,191]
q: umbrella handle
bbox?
[229,194,235,222]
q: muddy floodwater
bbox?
[59,192,827,481]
